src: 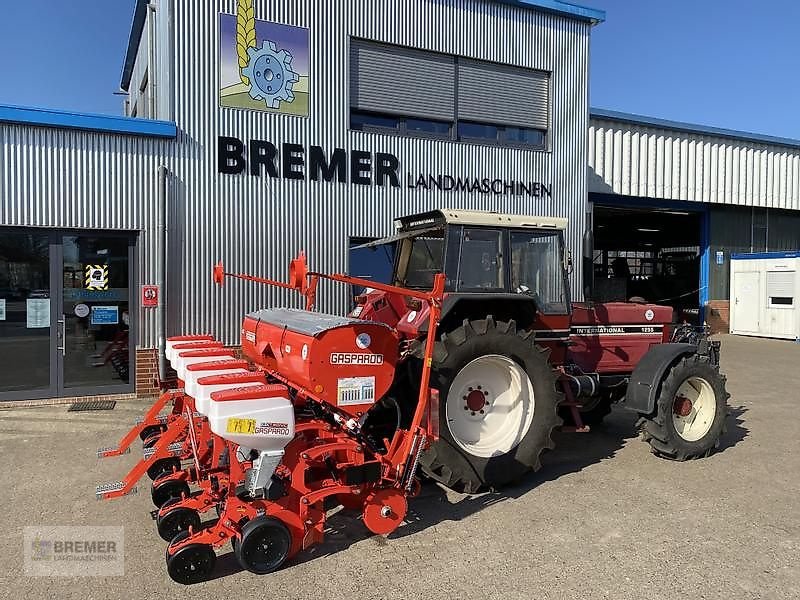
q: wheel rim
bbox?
[671,376,716,442]
[240,524,290,573]
[446,354,535,458]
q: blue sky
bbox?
[581,0,800,138]
[0,1,798,139]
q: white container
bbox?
[730,251,800,341]
[208,384,295,451]
[173,349,236,380]
[193,372,265,415]
[184,359,249,399]
[165,335,214,362]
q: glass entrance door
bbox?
[60,235,133,394]
[0,231,57,399]
[0,229,134,400]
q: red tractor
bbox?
[347,209,729,492]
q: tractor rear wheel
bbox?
[639,354,729,460]
[421,317,562,493]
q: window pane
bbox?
[404,234,444,289]
[351,111,400,131]
[770,296,793,306]
[505,126,545,147]
[457,229,504,290]
[511,231,567,313]
[458,121,499,142]
[407,118,451,136]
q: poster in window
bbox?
[26,299,50,328]
[219,1,310,117]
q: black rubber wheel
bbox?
[152,478,190,508]
[166,530,216,585]
[157,499,202,542]
[420,317,562,493]
[143,434,160,449]
[140,424,167,441]
[234,516,292,575]
[147,457,182,481]
[639,354,729,460]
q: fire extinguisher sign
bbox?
[141,285,159,308]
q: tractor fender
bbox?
[622,343,698,415]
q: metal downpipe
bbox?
[156,165,168,382]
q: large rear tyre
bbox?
[639,354,729,460]
[420,317,562,493]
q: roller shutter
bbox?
[350,39,456,121]
[457,59,549,130]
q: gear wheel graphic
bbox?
[241,40,300,109]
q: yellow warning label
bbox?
[85,264,109,290]
[226,417,256,435]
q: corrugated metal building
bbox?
[0,0,602,400]
[0,0,798,401]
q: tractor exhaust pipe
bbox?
[582,215,594,301]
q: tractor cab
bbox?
[351,209,572,345]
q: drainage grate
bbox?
[68,400,117,412]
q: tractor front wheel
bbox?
[640,354,729,460]
[421,317,562,493]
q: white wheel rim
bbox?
[671,376,716,442]
[446,354,535,458]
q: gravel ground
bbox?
[0,334,797,599]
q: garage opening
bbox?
[591,203,704,324]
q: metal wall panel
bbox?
[0,0,590,349]
[589,117,800,210]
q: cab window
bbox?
[510,231,567,313]
[456,228,504,291]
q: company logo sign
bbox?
[219,2,309,117]
[218,137,551,198]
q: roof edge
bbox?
[498,0,605,23]
[121,0,149,91]
[590,108,800,150]
[120,0,605,90]
[0,103,177,139]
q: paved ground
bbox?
[0,334,797,599]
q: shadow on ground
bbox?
[166,403,748,582]
[201,409,647,581]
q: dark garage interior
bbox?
[590,202,703,323]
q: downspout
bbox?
[156,165,168,382]
[147,2,158,118]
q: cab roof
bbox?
[396,209,569,231]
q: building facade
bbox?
[0,0,600,400]
[1,0,798,402]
